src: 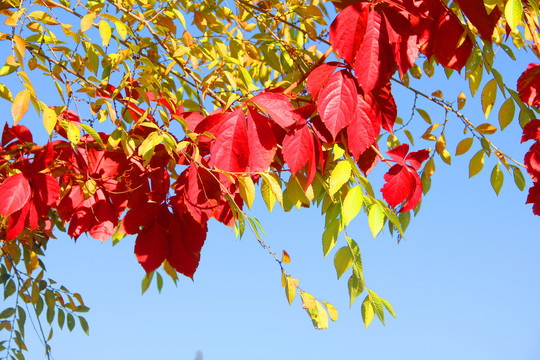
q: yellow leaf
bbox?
[43,107,57,136]
[13,34,25,58]
[457,91,466,110]
[80,14,95,32]
[282,250,290,263]
[469,150,485,178]
[11,89,30,125]
[499,97,515,130]
[456,138,474,156]
[329,160,351,196]
[323,301,338,321]
[481,79,497,119]
[432,90,443,98]
[476,123,497,135]
[238,175,255,210]
[99,20,112,47]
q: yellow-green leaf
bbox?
[329,160,351,196]
[99,20,112,47]
[513,167,526,191]
[481,79,497,119]
[491,163,504,195]
[43,107,57,136]
[424,157,435,177]
[456,138,474,156]
[416,108,431,124]
[476,123,497,134]
[334,246,353,279]
[80,123,105,149]
[261,178,276,212]
[238,175,255,210]
[505,0,523,31]
[499,97,515,130]
[368,203,385,238]
[11,89,30,125]
[440,149,451,165]
[0,83,13,102]
[469,150,485,178]
[361,295,375,329]
[341,186,363,226]
[261,173,283,208]
[285,276,297,305]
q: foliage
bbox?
[0,0,539,357]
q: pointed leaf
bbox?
[334,246,353,279]
[456,138,474,156]
[491,163,504,195]
[341,186,363,226]
[11,89,30,125]
[469,150,485,178]
[0,173,31,217]
[317,70,357,139]
[329,160,351,196]
[368,203,385,238]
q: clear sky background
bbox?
[1,5,540,360]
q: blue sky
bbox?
[1,5,540,360]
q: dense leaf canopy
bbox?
[0,0,539,357]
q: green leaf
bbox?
[348,275,364,307]
[345,236,363,277]
[3,281,15,300]
[141,271,154,294]
[80,124,105,148]
[341,186,363,226]
[469,150,485,178]
[46,306,54,325]
[491,164,504,195]
[368,203,385,238]
[361,295,375,329]
[481,79,497,119]
[79,316,89,335]
[416,108,431,124]
[156,272,163,294]
[0,307,15,319]
[513,167,526,191]
[57,308,65,329]
[469,66,483,97]
[322,220,339,257]
[334,246,353,279]
[329,160,351,196]
[367,289,385,325]
[67,313,75,331]
[382,298,396,318]
[499,97,515,131]
[505,0,523,31]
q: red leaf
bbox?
[283,123,315,176]
[6,202,31,240]
[354,10,383,94]
[317,70,358,139]
[2,124,33,147]
[169,202,208,279]
[246,108,277,172]
[0,173,31,217]
[357,142,379,176]
[400,170,422,213]
[183,112,206,132]
[134,217,169,274]
[249,92,297,128]
[406,149,430,170]
[209,109,250,172]
[382,164,416,208]
[454,0,500,42]
[525,142,540,182]
[30,173,60,216]
[433,12,473,71]
[526,182,540,216]
[370,83,397,133]
[347,95,380,159]
[381,10,418,77]
[517,63,540,108]
[387,143,409,165]
[88,200,117,242]
[522,119,540,143]
[306,62,340,100]
[310,115,334,144]
[329,3,370,66]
